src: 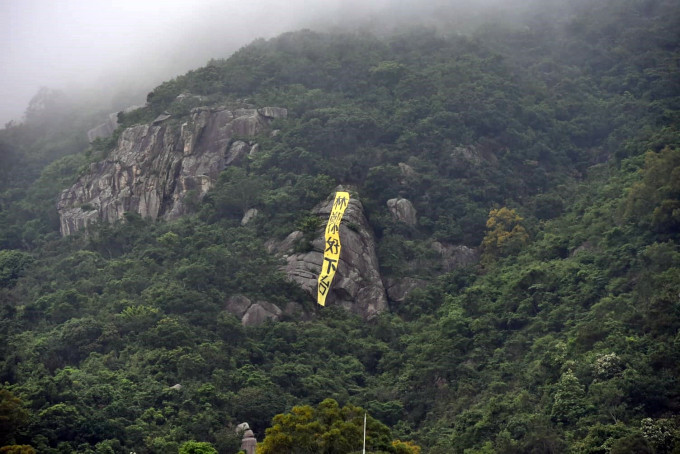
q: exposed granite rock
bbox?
[242,301,282,326]
[224,294,283,326]
[240,428,257,454]
[225,294,254,319]
[450,142,500,168]
[398,162,416,178]
[431,241,479,271]
[276,190,388,319]
[451,145,483,166]
[268,231,303,255]
[384,277,427,303]
[59,106,287,235]
[387,197,417,226]
[226,140,250,165]
[282,301,309,320]
[571,241,596,257]
[258,106,288,118]
[152,113,172,124]
[241,208,258,226]
[175,93,206,103]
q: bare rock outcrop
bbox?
[450,142,499,168]
[58,106,287,235]
[398,162,416,178]
[384,277,427,303]
[432,241,479,271]
[225,294,284,326]
[387,197,417,226]
[241,208,258,225]
[451,145,483,166]
[242,302,283,326]
[274,191,388,320]
[240,429,257,454]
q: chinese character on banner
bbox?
[323,257,338,273]
[317,192,350,306]
[327,222,340,235]
[334,196,348,209]
[325,238,340,254]
[319,274,330,295]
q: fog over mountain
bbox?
[1,0,528,126]
[2,0,679,451]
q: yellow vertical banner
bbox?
[317,192,350,306]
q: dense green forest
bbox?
[1,0,679,452]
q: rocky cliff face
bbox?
[387,197,417,226]
[58,106,287,235]
[64,104,478,321]
[268,190,388,320]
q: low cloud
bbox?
[1,0,528,125]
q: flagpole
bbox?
[363,412,367,454]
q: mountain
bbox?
[0,0,679,452]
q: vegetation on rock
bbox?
[0,0,679,452]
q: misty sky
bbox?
[1,0,512,126]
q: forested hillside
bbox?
[1,0,679,452]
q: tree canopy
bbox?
[0,0,679,452]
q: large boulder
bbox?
[225,294,285,326]
[225,294,254,319]
[58,105,287,235]
[387,197,417,226]
[242,302,283,326]
[241,208,259,225]
[275,190,388,320]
